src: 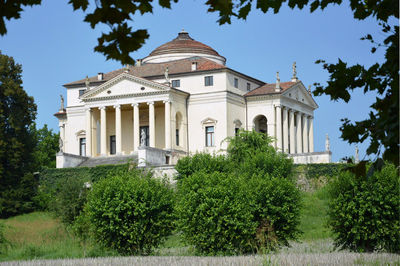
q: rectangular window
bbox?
[79,89,86,96]
[235,128,239,136]
[247,83,251,91]
[205,126,214,147]
[110,135,116,155]
[176,129,180,146]
[234,78,239,88]
[205,76,213,86]
[79,138,86,156]
[171,79,180,87]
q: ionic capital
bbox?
[131,102,139,107]
[147,101,154,106]
[113,104,121,109]
[98,106,106,110]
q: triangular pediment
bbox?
[81,72,170,100]
[282,82,318,109]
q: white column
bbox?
[114,104,122,155]
[296,112,303,153]
[148,101,155,147]
[303,114,309,153]
[282,107,289,153]
[267,107,275,147]
[289,109,295,154]
[164,100,171,149]
[99,106,107,156]
[132,103,139,151]
[309,116,314,152]
[275,105,282,151]
[85,108,92,156]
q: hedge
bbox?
[35,164,131,223]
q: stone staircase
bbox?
[78,154,138,167]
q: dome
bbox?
[142,30,226,65]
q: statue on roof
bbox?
[292,62,298,82]
[85,76,90,90]
[355,145,360,163]
[59,94,64,111]
[275,71,281,92]
[164,67,170,83]
[325,134,330,152]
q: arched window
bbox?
[253,115,268,134]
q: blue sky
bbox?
[0,0,386,162]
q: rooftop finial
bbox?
[325,134,330,152]
[275,71,281,92]
[355,145,359,163]
[164,67,170,84]
[85,75,90,90]
[59,94,64,111]
[291,62,298,82]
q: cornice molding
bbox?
[82,72,170,100]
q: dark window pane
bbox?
[205,76,213,86]
[172,80,180,87]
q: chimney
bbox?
[191,62,197,71]
[136,59,142,67]
[97,73,103,81]
[275,71,281,92]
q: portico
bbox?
[80,72,188,157]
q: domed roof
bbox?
[149,30,221,57]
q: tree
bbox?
[1,0,398,164]
[33,124,59,169]
[0,51,38,218]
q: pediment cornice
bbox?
[81,72,170,100]
[282,82,318,109]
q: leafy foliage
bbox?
[314,24,399,165]
[176,171,301,255]
[175,130,300,255]
[36,164,130,213]
[82,170,175,255]
[327,163,400,253]
[0,51,38,218]
[293,163,351,180]
[33,124,59,170]
[174,153,232,181]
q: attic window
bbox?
[107,90,111,94]
[141,87,145,91]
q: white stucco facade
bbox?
[55,31,331,168]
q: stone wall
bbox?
[56,152,87,168]
[288,151,332,164]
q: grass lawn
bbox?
[298,186,332,241]
[0,212,116,262]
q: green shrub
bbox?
[328,163,400,253]
[51,176,90,225]
[176,171,301,255]
[36,164,130,224]
[175,153,231,181]
[82,170,175,255]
